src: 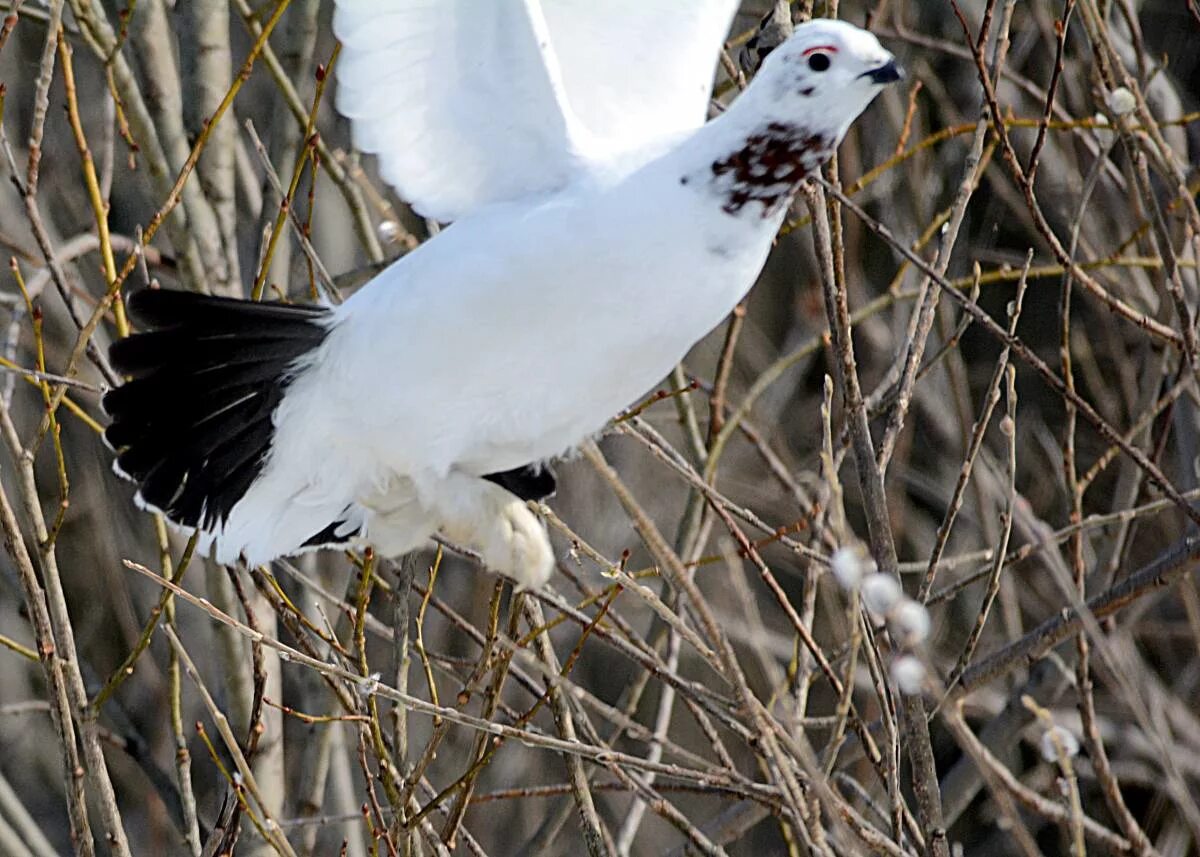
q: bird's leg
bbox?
[361,484,437,558]
[432,473,554,589]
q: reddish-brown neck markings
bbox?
[708,122,832,217]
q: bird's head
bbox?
[747,19,902,138]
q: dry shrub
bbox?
[0,1,1198,855]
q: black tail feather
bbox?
[103,359,290,421]
[110,330,316,378]
[301,517,362,549]
[121,287,328,331]
[483,464,556,502]
[105,289,331,532]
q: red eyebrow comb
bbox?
[802,45,839,55]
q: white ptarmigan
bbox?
[104,4,902,588]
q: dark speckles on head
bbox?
[798,86,815,97]
[704,122,833,218]
[707,241,734,260]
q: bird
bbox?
[103,3,902,590]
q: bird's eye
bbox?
[807,52,832,72]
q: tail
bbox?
[104,289,361,562]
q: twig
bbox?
[816,176,1200,532]
[163,626,298,857]
[959,535,1200,690]
[804,182,948,857]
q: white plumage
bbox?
[332,0,741,220]
[106,5,901,588]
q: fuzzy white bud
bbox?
[892,598,932,645]
[1106,86,1136,116]
[830,546,866,590]
[861,573,903,616]
[358,672,382,697]
[890,655,926,695]
[377,219,401,244]
[1039,725,1081,763]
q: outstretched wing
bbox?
[333,0,740,221]
[544,1,740,150]
[333,0,584,222]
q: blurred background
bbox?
[0,0,1198,854]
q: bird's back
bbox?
[320,151,778,481]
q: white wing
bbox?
[333,0,739,221]
[333,1,581,222]
[543,1,740,149]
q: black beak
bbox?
[861,58,904,85]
